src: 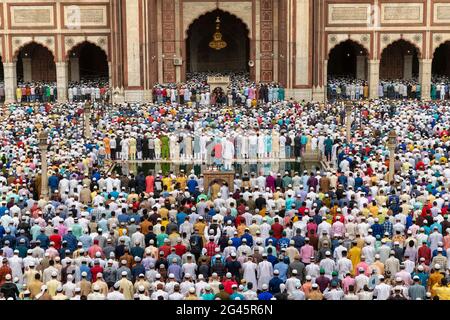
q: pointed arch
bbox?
[327,39,369,79]
[67,41,109,82]
[327,39,369,59]
[184,9,250,41]
[13,41,55,62]
[65,40,109,61]
[186,9,250,74]
[380,38,422,59]
[380,39,420,80]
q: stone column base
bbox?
[285,88,313,101]
[312,86,326,103]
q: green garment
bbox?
[431,84,437,100]
[278,87,285,101]
[71,223,83,239]
[156,233,169,247]
[160,135,170,159]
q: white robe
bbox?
[8,256,23,285]
[242,261,258,287]
[257,135,265,154]
[222,140,235,160]
[257,260,273,290]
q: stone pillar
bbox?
[22,58,32,82]
[368,60,380,99]
[419,59,432,101]
[70,57,80,82]
[108,62,112,88]
[323,59,328,102]
[38,130,49,200]
[403,55,413,80]
[56,62,68,102]
[356,55,366,80]
[3,62,17,103]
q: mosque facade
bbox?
[1,0,450,103]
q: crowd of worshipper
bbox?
[327,78,368,100]
[2,94,450,301]
[68,79,110,103]
[431,76,450,101]
[327,75,450,101]
[151,72,286,107]
[16,82,58,103]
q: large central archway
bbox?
[380,40,419,80]
[186,10,250,74]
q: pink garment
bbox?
[355,262,370,276]
[57,224,68,237]
[342,276,356,294]
[214,143,223,159]
[299,244,314,264]
[248,88,255,100]
[331,222,345,237]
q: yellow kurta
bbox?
[348,246,361,275]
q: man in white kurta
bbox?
[242,258,258,288]
[257,255,273,290]
[222,138,235,170]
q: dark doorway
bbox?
[380,40,419,79]
[328,40,368,79]
[186,10,250,73]
[16,42,56,82]
[432,42,450,77]
[69,42,108,81]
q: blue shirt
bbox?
[79,264,91,281]
[36,234,50,249]
[187,179,198,193]
[231,237,241,249]
[273,262,288,281]
[176,212,187,226]
[268,276,284,294]
[63,233,78,252]
[240,233,253,247]
[258,292,273,300]
[278,237,290,250]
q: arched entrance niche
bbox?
[186,10,250,74]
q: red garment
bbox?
[421,204,432,218]
[159,245,172,258]
[146,176,155,194]
[174,244,187,256]
[204,241,218,257]
[0,265,12,285]
[90,265,103,282]
[222,279,238,294]
[298,207,308,216]
[418,245,432,265]
[416,161,425,171]
[235,215,246,227]
[49,234,62,250]
[271,223,284,239]
[132,202,140,211]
